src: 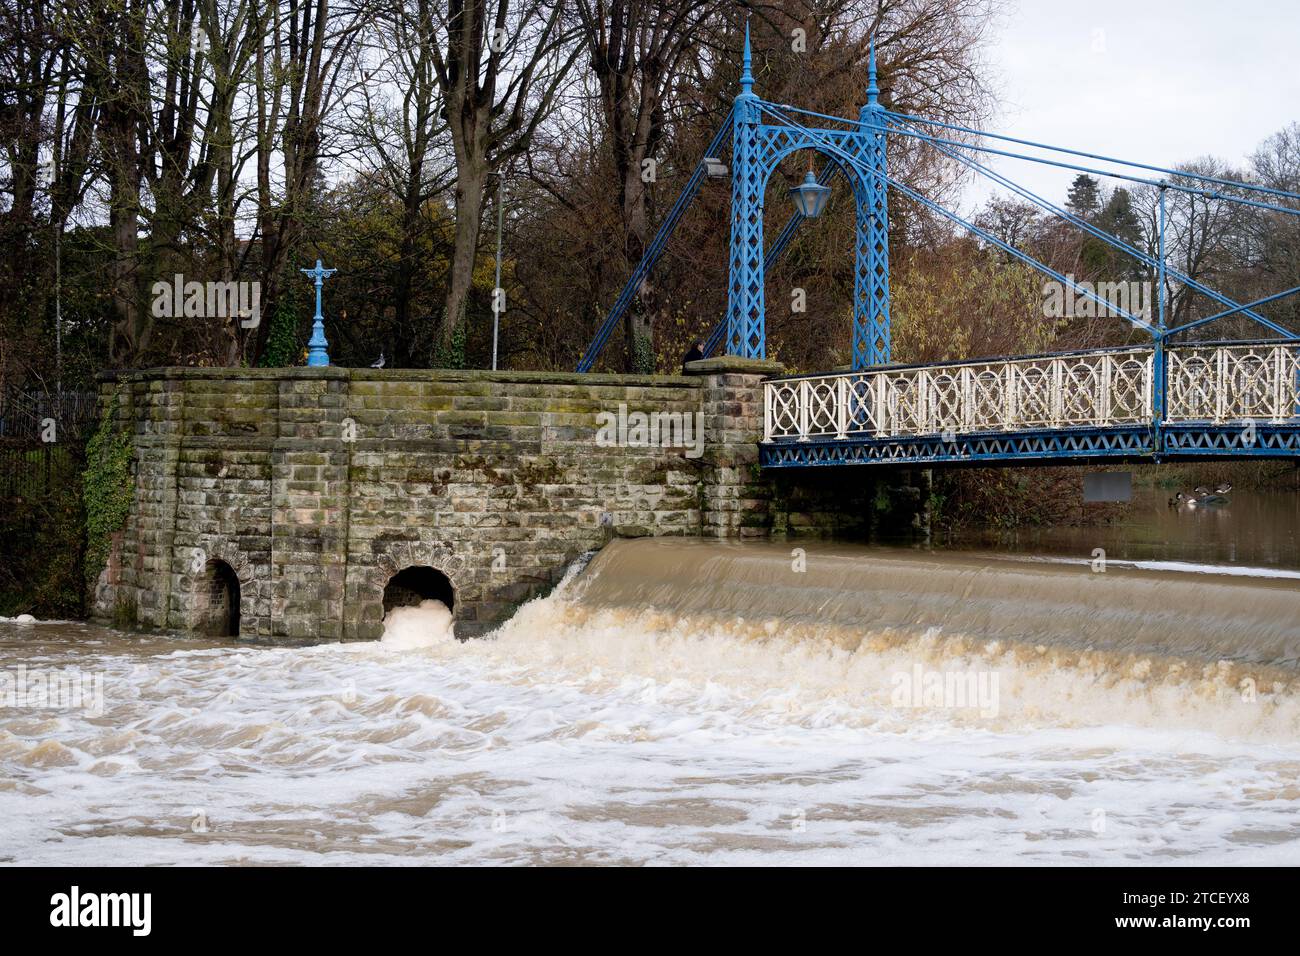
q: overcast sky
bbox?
[960,0,1300,212]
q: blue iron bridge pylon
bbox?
[578,22,1300,468]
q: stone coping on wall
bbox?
[98,367,700,388]
[682,356,785,376]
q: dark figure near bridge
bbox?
[682,341,705,372]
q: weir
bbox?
[571,538,1300,668]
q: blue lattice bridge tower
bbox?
[727,27,890,369]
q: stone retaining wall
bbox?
[93,360,905,641]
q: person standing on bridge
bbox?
[682,341,705,372]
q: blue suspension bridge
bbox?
[577,25,1300,468]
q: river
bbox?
[2,489,1299,865]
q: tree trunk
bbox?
[621,159,654,372]
[101,2,148,367]
[441,162,487,360]
[107,146,144,365]
[393,177,425,367]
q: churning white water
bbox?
[2,542,1300,865]
[380,599,455,649]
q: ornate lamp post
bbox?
[300,259,337,367]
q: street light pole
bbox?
[300,259,338,367]
[492,180,506,371]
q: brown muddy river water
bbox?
[3,493,1300,865]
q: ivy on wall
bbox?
[433,318,467,370]
[82,389,135,588]
[258,296,301,368]
[631,331,656,375]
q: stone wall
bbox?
[93,361,905,642]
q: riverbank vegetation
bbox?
[1,1,1296,591]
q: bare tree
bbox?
[344,0,456,366]
[425,0,579,363]
[1133,159,1254,335]
[573,0,722,372]
[1246,123,1300,331]
[87,0,151,364]
[250,0,367,362]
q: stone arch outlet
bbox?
[196,559,241,637]
[382,566,456,615]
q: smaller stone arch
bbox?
[374,540,466,598]
[195,559,241,636]
[177,537,258,637]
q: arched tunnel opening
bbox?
[382,566,456,615]
[197,559,241,637]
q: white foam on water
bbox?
[380,599,455,648]
[1015,554,1300,580]
[2,578,1299,865]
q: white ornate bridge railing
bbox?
[764,344,1300,442]
[1165,343,1300,424]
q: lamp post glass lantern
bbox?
[790,170,831,218]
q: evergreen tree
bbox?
[1095,188,1145,280]
[1098,189,1141,246]
[1065,175,1102,220]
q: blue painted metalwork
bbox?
[762,425,1300,469]
[855,38,891,369]
[758,106,1158,334]
[876,111,1300,221]
[703,160,839,357]
[583,37,1300,372]
[725,27,892,364]
[1153,187,1168,446]
[726,21,767,359]
[761,427,1158,468]
[762,337,1300,468]
[572,32,1300,472]
[301,259,337,368]
[879,109,1300,206]
[884,114,1280,335]
[1165,285,1300,337]
[1162,424,1300,457]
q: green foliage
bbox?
[1066,174,1101,219]
[1084,188,1145,281]
[926,490,947,516]
[258,296,302,367]
[631,331,655,374]
[0,490,86,618]
[434,318,467,369]
[82,391,135,589]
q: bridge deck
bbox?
[761,343,1300,467]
